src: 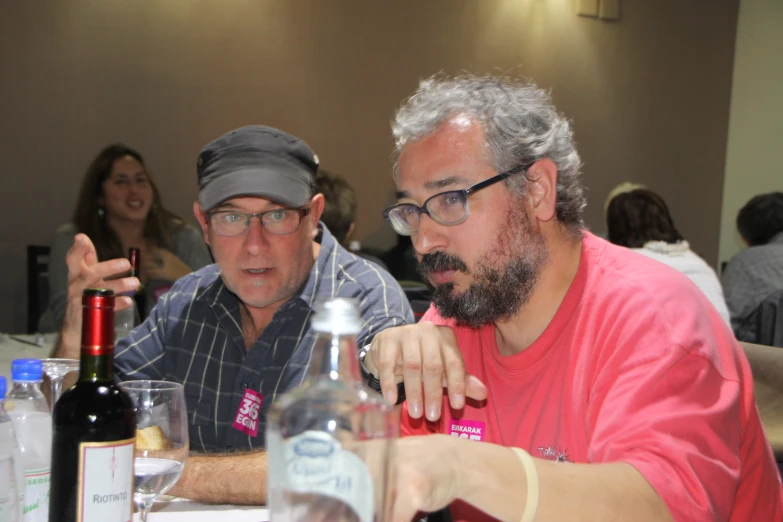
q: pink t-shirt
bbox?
[401,232,783,521]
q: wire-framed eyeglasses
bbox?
[207,207,311,237]
[382,164,532,236]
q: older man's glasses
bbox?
[207,207,311,237]
[382,164,531,236]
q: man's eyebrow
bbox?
[395,176,469,200]
[211,202,240,211]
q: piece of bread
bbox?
[136,425,172,451]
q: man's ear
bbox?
[193,201,211,246]
[308,194,326,238]
[525,158,558,223]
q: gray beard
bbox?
[422,211,549,328]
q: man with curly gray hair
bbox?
[361,74,781,521]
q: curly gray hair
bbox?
[392,74,585,229]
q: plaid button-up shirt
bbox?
[114,226,413,452]
[722,231,783,341]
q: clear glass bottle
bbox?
[6,360,51,522]
[267,298,398,522]
[0,376,25,522]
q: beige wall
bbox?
[718,0,783,264]
[0,0,739,332]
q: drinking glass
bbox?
[40,358,80,413]
[119,381,188,521]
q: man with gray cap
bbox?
[53,125,413,504]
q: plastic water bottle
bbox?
[6,360,51,522]
[0,376,24,522]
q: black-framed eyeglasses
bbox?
[207,207,311,237]
[382,163,532,236]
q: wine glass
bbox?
[119,380,188,521]
[40,358,80,413]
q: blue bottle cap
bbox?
[0,376,6,400]
[11,358,43,382]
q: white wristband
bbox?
[510,447,539,522]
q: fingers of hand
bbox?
[421,332,445,422]
[440,346,467,411]
[376,334,403,406]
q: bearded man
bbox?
[362,75,783,522]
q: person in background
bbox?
[38,144,212,332]
[361,74,781,521]
[52,125,413,504]
[606,188,731,326]
[314,168,388,270]
[722,192,783,343]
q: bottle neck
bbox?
[307,332,362,383]
[79,353,114,382]
[10,381,43,396]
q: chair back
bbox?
[27,245,50,333]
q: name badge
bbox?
[232,388,264,437]
[450,419,485,441]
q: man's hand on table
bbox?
[53,234,139,358]
[365,322,487,421]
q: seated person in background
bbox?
[606,187,731,326]
[53,125,413,504]
[314,168,389,270]
[362,74,782,521]
[38,144,212,332]
[722,192,783,343]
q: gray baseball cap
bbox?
[196,125,319,211]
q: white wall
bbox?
[718,0,783,264]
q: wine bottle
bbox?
[128,247,145,320]
[49,289,136,522]
[115,249,142,340]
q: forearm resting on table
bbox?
[459,443,672,522]
[168,451,268,505]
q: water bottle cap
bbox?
[0,376,6,399]
[311,298,361,335]
[11,358,43,382]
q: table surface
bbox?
[0,332,57,383]
[134,497,269,521]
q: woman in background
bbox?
[606,188,731,326]
[38,144,212,332]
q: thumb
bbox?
[74,233,98,266]
[440,373,488,402]
[465,374,488,401]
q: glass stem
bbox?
[50,376,63,413]
[137,499,154,521]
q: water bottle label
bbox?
[23,467,50,521]
[271,430,374,522]
[232,388,264,437]
[77,438,135,522]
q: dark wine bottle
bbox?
[128,247,145,321]
[49,288,136,522]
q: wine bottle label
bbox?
[23,467,50,521]
[268,430,374,522]
[76,438,134,522]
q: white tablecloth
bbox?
[134,498,269,521]
[0,333,57,382]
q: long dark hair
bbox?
[606,189,684,248]
[73,144,184,261]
